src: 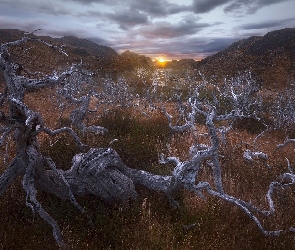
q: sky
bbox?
[0,0,295,60]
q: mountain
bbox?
[0,29,119,75]
[198,28,295,88]
[0,29,118,59]
[119,50,154,70]
[1,28,295,87]
[0,29,26,42]
[0,29,154,76]
[60,36,118,59]
[164,59,199,72]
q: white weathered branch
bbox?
[243,149,270,168]
[161,104,195,133]
[42,127,86,148]
[64,148,138,204]
[276,139,295,151]
[22,145,65,247]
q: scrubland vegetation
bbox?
[1,36,295,249]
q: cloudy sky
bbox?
[1,0,295,60]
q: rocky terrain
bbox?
[0,29,154,76]
[198,28,295,88]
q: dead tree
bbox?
[0,36,137,246]
[1,35,295,247]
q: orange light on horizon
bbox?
[158,57,165,62]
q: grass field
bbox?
[0,92,295,249]
[1,76,295,249]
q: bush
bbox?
[232,117,266,134]
[93,108,171,171]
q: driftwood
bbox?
[1,34,295,247]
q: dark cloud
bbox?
[223,2,244,13]
[135,17,212,39]
[224,0,291,14]
[105,9,149,30]
[78,1,190,31]
[65,0,109,4]
[240,18,295,30]
[0,0,71,16]
[192,0,289,15]
[47,0,293,18]
[130,0,190,17]
[224,0,253,13]
[67,0,190,17]
[37,2,71,15]
[192,0,230,13]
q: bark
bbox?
[64,148,138,204]
[0,158,24,196]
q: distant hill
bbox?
[198,28,295,88]
[0,29,154,76]
[60,36,118,59]
[119,50,154,71]
[0,30,118,58]
[164,59,199,72]
[1,28,295,87]
[0,29,25,42]
[0,29,120,75]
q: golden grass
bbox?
[1,90,295,249]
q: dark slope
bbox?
[198,28,295,87]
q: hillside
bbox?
[198,28,295,88]
[1,28,295,87]
[119,50,154,71]
[0,29,117,58]
[0,29,118,75]
[164,59,199,72]
[60,36,118,59]
[0,29,154,76]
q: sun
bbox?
[155,57,168,68]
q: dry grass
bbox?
[1,90,295,249]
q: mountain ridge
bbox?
[1,28,295,87]
[0,29,154,74]
[198,27,295,87]
[60,36,118,58]
[0,29,118,59]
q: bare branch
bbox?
[180,179,288,236]
[0,126,14,146]
[243,149,270,168]
[0,158,24,196]
[22,146,65,246]
[42,127,86,148]
[276,139,295,151]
